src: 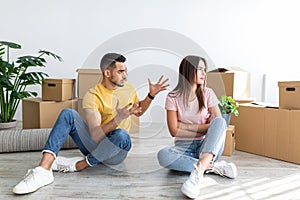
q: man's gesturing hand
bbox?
[115,100,142,124]
[148,75,169,97]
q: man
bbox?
[13,53,169,194]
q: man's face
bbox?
[109,62,128,87]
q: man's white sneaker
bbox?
[208,160,237,179]
[12,166,54,194]
[181,165,203,199]
[52,156,84,173]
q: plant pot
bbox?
[222,114,231,128]
[0,120,17,130]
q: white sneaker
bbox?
[12,166,54,194]
[181,165,203,199]
[208,160,237,179]
[52,156,84,173]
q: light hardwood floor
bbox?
[1,123,300,199]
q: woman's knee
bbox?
[157,148,172,167]
[211,117,226,129]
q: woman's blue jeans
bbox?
[157,117,226,172]
[43,108,132,167]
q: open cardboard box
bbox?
[207,67,250,99]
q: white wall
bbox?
[1,0,300,122]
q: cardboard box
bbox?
[222,125,235,156]
[278,81,300,109]
[77,98,139,134]
[42,78,75,101]
[22,98,77,129]
[234,103,265,155]
[77,69,102,98]
[207,67,250,99]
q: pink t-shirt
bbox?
[165,87,219,140]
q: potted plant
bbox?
[0,41,62,129]
[218,95,239,127]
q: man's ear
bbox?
[104,69,111,78]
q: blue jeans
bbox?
[43,108,132,167]
[157,117,226,172]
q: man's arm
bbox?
[84,102,142,143]
[135,75,169,117]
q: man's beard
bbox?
[110,77,126,87]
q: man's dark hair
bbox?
[100,53,126,73]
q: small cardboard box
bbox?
[222,125,235,156]
[22,98,77,129]
[42,78,75,101]
[207,67,250,99]
[278,81,300,110]
[77,69,102,99]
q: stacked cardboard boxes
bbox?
[22,78,76,129]
[76,68,139,134]
[235,81,300,164]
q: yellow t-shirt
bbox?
[82,82,139,133]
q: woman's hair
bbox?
[170,55,207,111]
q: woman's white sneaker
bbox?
[52,156,84,173]
[12,166,54,194]
[208,160,238,179]
[181,165,203,199]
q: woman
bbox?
[157,55,237,199]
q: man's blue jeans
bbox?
[43,108,132,167]
[157,117,226,172]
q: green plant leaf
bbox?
[39,50,63,62]
[0,41,21,49]
[218,95,239,116]
[16,56,46,67]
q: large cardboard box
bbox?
[207,67,250,99]
[234,103,300,164]
[77,98,139,134]
[222,125,235,156]
[278,81,300,110]
[77,69,102,98]
[42,78,75,101]
[22,98,77,129]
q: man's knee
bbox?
[110,129,132,151]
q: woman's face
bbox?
[195,60,206,85]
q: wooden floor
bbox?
[1,123,300,199]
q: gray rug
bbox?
[0,128,77,153]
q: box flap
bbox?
[76,68,102,74]
[43,78,75,84]
[278,81,300,87]
[208,67,248,73]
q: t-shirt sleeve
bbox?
[165,94,178,111]
[207,88,219,108]
[82,90,101,111]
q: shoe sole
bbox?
[13,178,54,194]
[181,184,199,199]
